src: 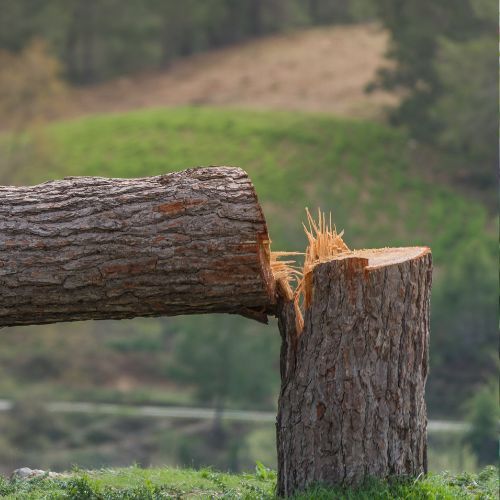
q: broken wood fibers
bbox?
[270,207,351,333]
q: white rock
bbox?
[11,467,61,480]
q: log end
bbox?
[293,246,432,327]
[357,246,431,270]
[315,246,431,271]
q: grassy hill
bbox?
[5,106,497,410]
[1,465,498,499]
[0,106,496,473]
[11,106,492,253]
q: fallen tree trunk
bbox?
[0,167,274,327]
[276,247,432,497]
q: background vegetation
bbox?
[0,0,496,482]
[0,0,377,84]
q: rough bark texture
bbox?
[0,167,275,327]
[276,247,432,497]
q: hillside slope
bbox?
[0,107,495,474]
[71,24,396,120]
[4,107,495,411]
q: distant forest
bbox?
[1,0,376,83]
[1,0,496,182]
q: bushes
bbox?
[464,380,499,466]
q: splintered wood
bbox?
[271,209,431,335]
[271,208,351,333]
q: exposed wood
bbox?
[0,167,275,327]
[276,247,432,496]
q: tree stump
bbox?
[0,167,274,327]
[276,247,432,496]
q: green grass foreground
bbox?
[0,465,497,499]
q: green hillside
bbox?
[13,107,493,252]
[13,106,497,391]
[0,107,496,472]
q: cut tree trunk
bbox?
[276,247,432,497]
[0,167,274,327]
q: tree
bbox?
[276,247,432,495]
[0,38,66,184]
[371,0,497,177]
[0,0,60,52]
[0,0,369,84]
[0,39,66,132]
[371,0,477,137]
[429,238,497,414]
[432,0,497,182]
[64,0,96,84]
[464,379,499,465]
[167,314,280,411]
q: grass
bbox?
[0,464,497,499]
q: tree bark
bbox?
[276,247,432,496]
[0,167,274,327]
